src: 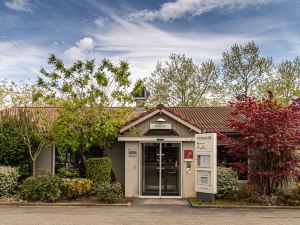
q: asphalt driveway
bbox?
[0,203,300,225]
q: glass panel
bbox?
[161,143,180,196]
[141,143,160,196]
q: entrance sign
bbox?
[150,123,171,130]
[184,149,193,162]
[195,133,217,195]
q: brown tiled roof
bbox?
[0,104,235,133]
[123,104,235,133]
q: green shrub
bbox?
[289,183,300,199]
[0,166,20,197]
[58,168,79,179]
[64,178,92,199]
[92,182,123,203]
[216,166,238,199]
[19,172,64,202]
[86,157,111,183]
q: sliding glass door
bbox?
[141,142,181,197]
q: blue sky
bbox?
[0,0,300,81]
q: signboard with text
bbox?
[194,133,217,194]
[149,123,171,130]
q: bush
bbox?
[0,166,20,197]
[216,166,238,199]
[58,168,79,179]
[289,183,300,199]
[92,182,123,203]
[86,157,111,183]
[64,178,92,199]
[19,172,64,202]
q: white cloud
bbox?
[128,0,280,22]
[4,0,32,13]
[94,17,106,28]
[0,41,48,80]
[64,37,94,61]
[86,17,255,79]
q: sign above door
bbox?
[150,123,171,130]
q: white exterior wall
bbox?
[125,141,139,197]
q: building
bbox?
[0,104,241,198]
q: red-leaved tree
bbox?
[220,92,300,195]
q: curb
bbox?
[0,201,131,207]
[188,199,300,209]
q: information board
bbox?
[194,133,217,194]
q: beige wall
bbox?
[124,141,139,197]
[182,141,196,198]
[36,145,54,173]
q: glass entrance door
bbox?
[161,143,180,196]
[141,142,181,197]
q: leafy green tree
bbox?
[0,116,31,177]
[147,53,220,106]
[264,57,300,105]
[222,41,273,98]
[37,54,133,162]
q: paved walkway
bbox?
[0,203,300,225]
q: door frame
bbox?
[138,141,183,198]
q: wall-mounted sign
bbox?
[195,133,217,194]
[150,123,171,130]
[128,149,137,157]
[184,149,193,162]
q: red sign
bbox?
[184,150,193,161]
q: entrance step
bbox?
[135,198,189,205]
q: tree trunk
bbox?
[32,159,36,177]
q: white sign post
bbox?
[195,133,217,202]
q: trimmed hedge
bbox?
[216,166,238,199]
[0,166,20,197]
[86,157,111,183]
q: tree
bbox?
[0,116,31,177]
[147,53,220,106]
[37,54,133,162]
[3,109,52,177]
[222,41,273,98]
[0,81,50,177]
[263,57,300,105]
[220,92,300,195]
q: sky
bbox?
[0,0,300,81]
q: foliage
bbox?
[86,157,111,183]
[57,167,79,179]
[222,41,273,98]
[1,108,52,177]
[216,166,238,199]
[0,166,20,197]
[147,53,220,106]
[36,54,133,161]
[64,178,92,199]
[263,57,300,105]
[220,92,300,195]
[19,172,65,202]
[0,116,31,177]
[92,182,123,203]
[289,183,300,199]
